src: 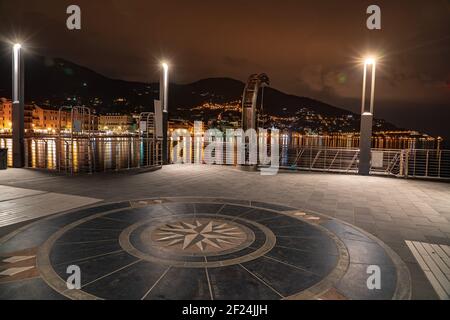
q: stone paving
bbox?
[0,165,449,299]
[0,185,100,228]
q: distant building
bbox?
[0,98,33,131]
[99,113,134,132]
[0,98,99,133]
[33,105,70,131]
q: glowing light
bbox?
[13,43,23,103]
[364,57,376,65]
[161,60,170,113]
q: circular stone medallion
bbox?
[0,197,411,301]
[119,214,277,268]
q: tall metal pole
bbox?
[160,63,169,164]
[12,44,25,168]
[358,59,376,175]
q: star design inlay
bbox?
[155,220,246,251]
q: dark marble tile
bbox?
[129,224,148,245]
[238,209,280,221]
[82,202,131,213]
[269,224,325,239]
[83,260,169,300]
[41,202,133,229]
[53,251,137,286]
[103,205,172,223]
[144,267,211,300]
[0,278,66,300]
[220,199,251,206]
[321,221,375,243]
[194,203,224,214]
[204,246,257,262]
[0,224,60,254]
[57,227,122,243]
[49,201,130,226]
[257,215,302,228]
[241,256,321,297]
[336,263,397,300]
[0,203,133,255]
[275,236,339,256]
[217,205,253,217]
[44,202,131,228]
[162,203,195,215]
[51,239,121,265]
[75,217,132,230]
[250,201,295,212]
[208,265,281,300]
[266,246,338,277]
[248,230,268,249]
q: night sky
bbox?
[0,0,449,138]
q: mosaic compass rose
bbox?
[154,219,247,253]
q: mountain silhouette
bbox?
[0,54,355,116]
[0,53,403,133]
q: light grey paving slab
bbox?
[0,185,45,202]
[406,240,450,300]
[0,186,101,227]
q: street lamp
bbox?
[12,43,25,168]
[358,56,377,175]
[160,62,169,164]
[161,62,169,112]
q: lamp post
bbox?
[12,43,25,168]
[160,62,169,164]
[358,57,376,175]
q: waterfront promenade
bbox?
[0,165,449,299]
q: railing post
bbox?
[44,140,48,169]
[405,150,409,178]
[399,150,404,177]
[127,139,130,169]
[438,150,441,178]
[309,146,312,170]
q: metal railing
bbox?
[2,134,449,180]
[169,139,450,180]
[279,146,404,175]
[401,149,450,179]
[279,146,450,180]
[280,147,361,173]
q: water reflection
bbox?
[0,133,442,171]
[9,136,160,172]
